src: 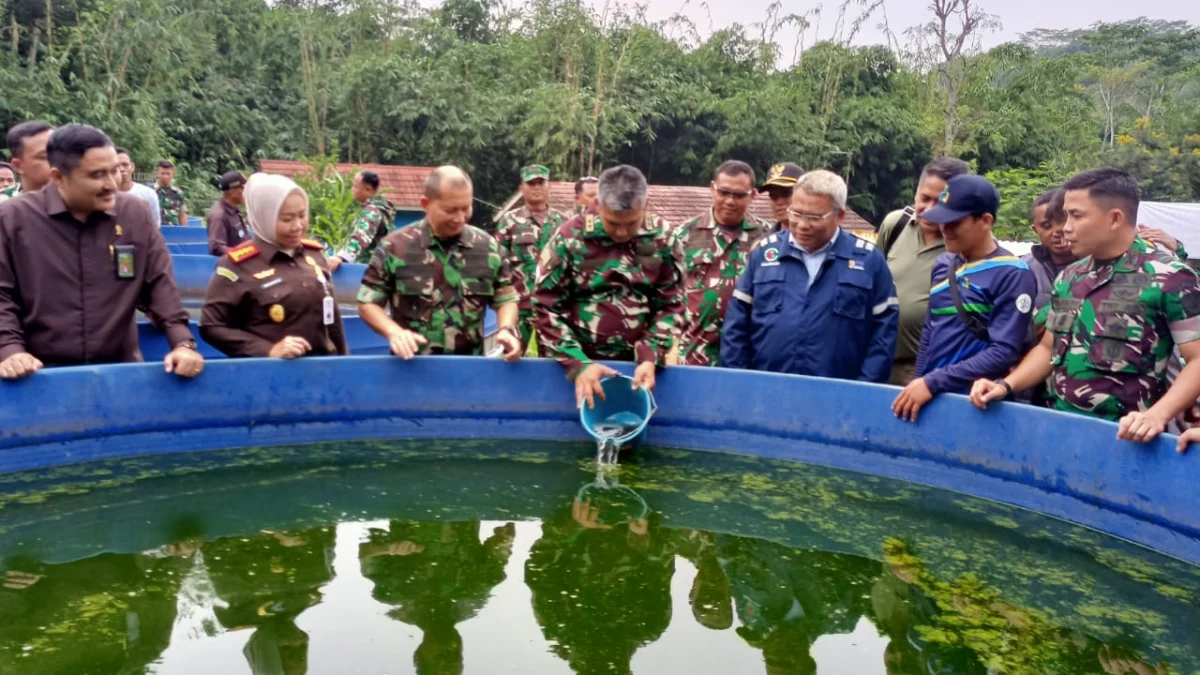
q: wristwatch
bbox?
[994,379,1013,400]
[177,340,198,351]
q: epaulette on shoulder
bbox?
[301,238,325,251]
[852,235,877,253]
[227,242,259,264]
[754,233,779,250]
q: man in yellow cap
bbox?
[759,162,802,232]
[495,164,567,350]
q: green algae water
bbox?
[1,441,1198,675]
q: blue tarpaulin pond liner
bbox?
[0,357,1198,566]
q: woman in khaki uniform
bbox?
[200,173,348,358]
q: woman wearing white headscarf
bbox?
[200,173,348,358]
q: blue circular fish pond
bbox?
[1,242,1198,673]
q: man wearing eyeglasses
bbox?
[674,160,771,366]
[721,170,899,382]
[496,164,568,351]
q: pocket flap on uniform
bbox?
[513,232,538,246]
[753,265,786,284]
[839,266,872,289]
[398,276,434,296]
[464,279,495,296]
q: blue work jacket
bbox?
[720,229,899,382]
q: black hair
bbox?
[921,157,970,183]
[46,124,114,173]
[714,159,755,184]
[6,121,54,160]
[1062,167,1140,224]
[0,162,14,175]
[1034,188,1066,225]
[157,160,175,170]
[574,176,598,196]
[359,170,381,190]
[114,147,130,157]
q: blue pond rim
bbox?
[0,357,1198,564]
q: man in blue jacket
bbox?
[892,174,1037,422]
[721,170,899,381]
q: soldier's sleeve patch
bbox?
[215,267,239,282]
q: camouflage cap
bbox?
[521,164,551,183]
[760,162,802,191]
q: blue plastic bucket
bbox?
[579,375,657,446]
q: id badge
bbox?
[323,296,335,326]
[114,245,136,279]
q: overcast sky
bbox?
[633,0,1200,60]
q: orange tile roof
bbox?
[258,160,434,209]
[533,181,874,231]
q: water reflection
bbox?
[0,449,1192,675]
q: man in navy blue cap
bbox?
[892,174,1037,421]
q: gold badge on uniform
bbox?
[253,269,276,280]
[269,304,285,323]
[304,256,316,266]
[115,224,123,237]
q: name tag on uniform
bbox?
[114,245,136,279]
[323,296,335,326]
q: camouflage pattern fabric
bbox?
[339,195,398,263]
[0,184,18,204]
[495,205,567,344]
[357,219,518,355]
[1038,237,1200,420]
[673,210,770,366]
[532,212,687,377]
[156,185,185,226]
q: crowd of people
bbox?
[4,120,1200,451]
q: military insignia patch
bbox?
[115,225,123,237]
[229,242,259,263]
[848,259,865,271]
[768,163,785,180]
[269,304,285,323]
[254,269,276,280]
[764,248,779,263]
[216,267,239,282]
[1016,293,1032,314]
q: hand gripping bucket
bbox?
[579,375,658,446]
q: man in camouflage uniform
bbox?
[155,160,187,226]
[328,170,397,270]
[495,164,567,348]
[357,165,523,360]
[674,160,770,366]
[533,164,687,408]
[971,168,1200,444]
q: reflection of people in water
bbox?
[359,520,516,675]
[204,527,335,675]
[717,535,880,675]
[526,491,674,675]
[670,529,733,630]
[0,551,189,673]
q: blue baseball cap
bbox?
[921,174,1000,224]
